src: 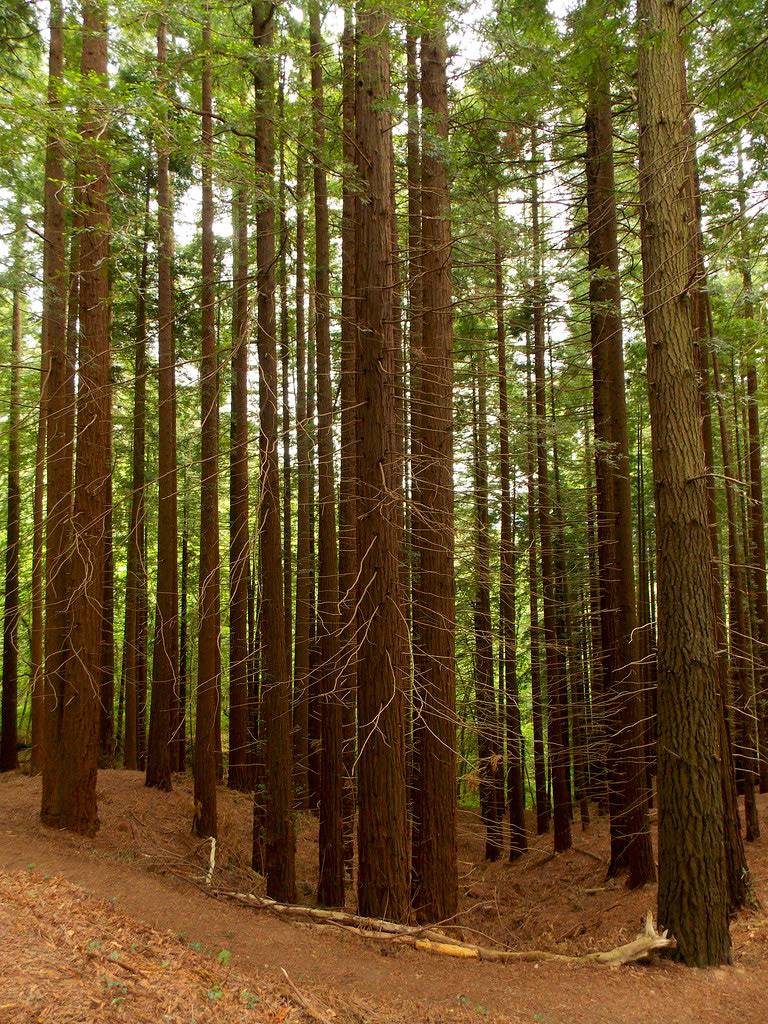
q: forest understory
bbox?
[2,768,768,1024]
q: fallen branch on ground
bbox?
[212,889,674,967]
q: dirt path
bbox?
[2,771,768,1024]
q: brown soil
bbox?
[2,769,768,1023]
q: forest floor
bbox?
[2,771,768,1023]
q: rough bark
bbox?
[636,0,730,964]
[585,73,654,886]
[44,0,111,836]
[193,12,220,839]
[354,5,409,922]
[252,0,296,902]
[410,26,459,919]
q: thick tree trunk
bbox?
[252,0,296,902]
[410,27,459,919]
[45,0,110,836]
[636,0,730,965]
[146,17,179,791]
[193,13,220,839]
[354,5,409,922]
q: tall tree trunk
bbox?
[293,146,311,809]
[310,0,344,908]
[30,0,67,770]
[123,174,150,771]
[472,357,503,861]
[146,16,179,791]
[526,333,548,834]
[410,26,459,919]
[636,0,730,964]
[531,133,571,854]
[45,0,110,836]
[193,11,220,839]
[711,351,760,840]
[229,145,252,792]
[495,195,526,858]
[40,0,70,815]
[338,9,357,870]
[684,114,750,912]
[179,488,189,772]
[737,144,768,793]
[278,74,293,682]
[585,71,654,886]
[354,4,409,922]
[0,223,23,771]
[252,0,296,902]
[99,419,114,764]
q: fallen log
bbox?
[212,889,674,966]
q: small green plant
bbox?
[188,940,202,952]
[241,990,260,1010]
[216,949,232,966]
[207,987,223,1002]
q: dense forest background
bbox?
[0,0,767,974]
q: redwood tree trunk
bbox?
[494,191,526,859]
[338,9,357,869]
[585,71,654,886]
[146,16,179,791]
[526,335,548,834]
[40,0,70,818]
[123,176,150,771]
[310,1,344,909]
[636,0,730,964]
[0,225,22,772]
[229,147,252,792]
[252,0,296,901]
[193,12,220,839]
[411,26,459,919]
[354,5,409,922]
[293,149,311,810]
[46,0,111,836]
[531,134,571,854]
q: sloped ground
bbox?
[0,870,306,1024]
[2,769,768,1023]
